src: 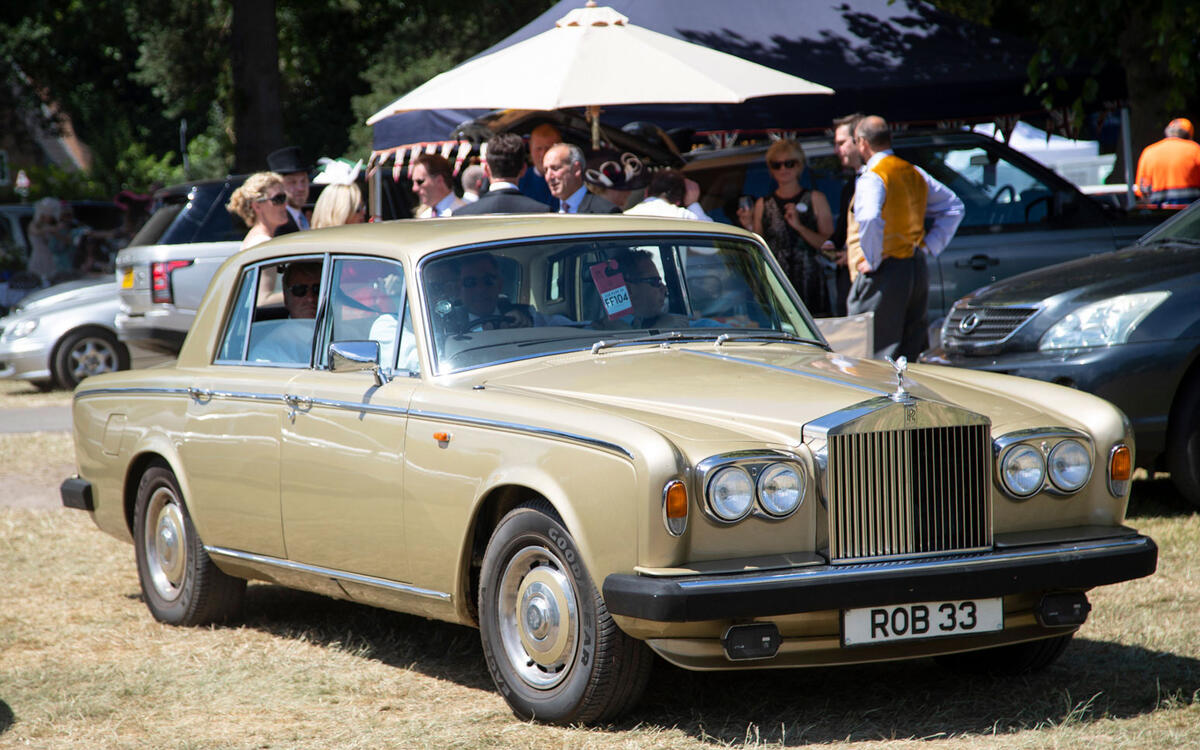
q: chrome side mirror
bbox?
[329,341,390,386]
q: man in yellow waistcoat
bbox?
[845,116,963,360]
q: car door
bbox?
[894,137,1115,320]
[177,258,314,558]
[278,256,419,582]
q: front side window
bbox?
[421,234,819,374]
[321,257,415,372]
[898,144,1059,230]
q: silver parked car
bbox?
[0,278,129,389]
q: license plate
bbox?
[121,269,134,289]
[842,598,1003,646]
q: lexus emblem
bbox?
[958,312,980,334]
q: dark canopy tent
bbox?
[371,0,1121,151]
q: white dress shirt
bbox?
[853,150,964,271]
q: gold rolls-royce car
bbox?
[62,215,1156,724]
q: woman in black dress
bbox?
[737,140,835,316]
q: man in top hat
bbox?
[453,133,551,215]
[267,146,312,234]
[1135,117,1200,206]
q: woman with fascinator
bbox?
[311,158,367,228]
[584,150,648,210]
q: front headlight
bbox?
[757,463,804,517]
[707,466,755,522]
[1000,443,1045,497]
[1047,439,1091,492]
[1039,291,1170,350]
[3,318,38,340]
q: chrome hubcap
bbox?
[69,337,117,380]
[498,545,579,689]
[145,487,187,601]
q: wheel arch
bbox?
[1163,345,1200,468]
[458,483,564,627]
[121,448,189,537]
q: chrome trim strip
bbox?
[205,546,451,602]
[674,535,1152,591]
[682,349,888,396]
[303,397,410,417]
[410,408,634,460]
[75,386,193,400]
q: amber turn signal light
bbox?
[433,431,451,443]
[665,481,688,518]
[1109,444,1131,481]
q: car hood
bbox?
[12,279,117,313]
[965,241,1200,306]
[480,343,1054,450]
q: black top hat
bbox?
[267,146,309,175]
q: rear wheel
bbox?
[478,502,652,724]
[934,632,1073,675]
[1168,378,1200,507]
[52,327,129,389]
[133,464,245,625]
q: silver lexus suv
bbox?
[115,177,247,354]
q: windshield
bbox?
[1140,201,1200,245]
[420,234,820,374]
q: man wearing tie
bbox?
[543,143,621,214]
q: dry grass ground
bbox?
[0,431,1197,747]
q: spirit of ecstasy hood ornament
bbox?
[885,355,909,402]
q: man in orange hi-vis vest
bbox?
[845,116,964,360]
[1135,118,1200,207]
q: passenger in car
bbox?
[593,250,689,330]
[248,262,321,364]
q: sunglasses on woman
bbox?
[258,193,288,206]
[767,159,800,171]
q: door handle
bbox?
[187,386,212,401]
[954,254,999,271]
[283,394,312,409]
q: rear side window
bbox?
[129,183,248,247]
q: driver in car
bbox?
[449,253,572,332]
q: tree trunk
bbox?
[230,0,283,174]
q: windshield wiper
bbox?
[1140,236,1200,247]
[711,330,826,347]
[590,330,721,354]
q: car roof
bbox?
[228,214,759,269]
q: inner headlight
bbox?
[4,317,38,340]
[1048,439,1091,492]
[707,466,754,522]
[1000,443,1045,497]
[1039,291,1170,351]
[757,463,804,517]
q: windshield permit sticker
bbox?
[590,260,633,320]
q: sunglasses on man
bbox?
[287,283,321,298]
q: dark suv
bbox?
[684,130,1166,334]
[114,177,248,354]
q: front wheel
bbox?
[934,632,1073,675]
[52,327,129,389]
[478,502,651,724]
[1168,379,1200,508]
[133,464,245,625]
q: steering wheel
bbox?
[990,184,1017,204]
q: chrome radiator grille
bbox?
[826,424,992,562]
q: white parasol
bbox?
[367,2,832,147]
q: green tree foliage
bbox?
[935,0,1200,153]
[1,0,553,198]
